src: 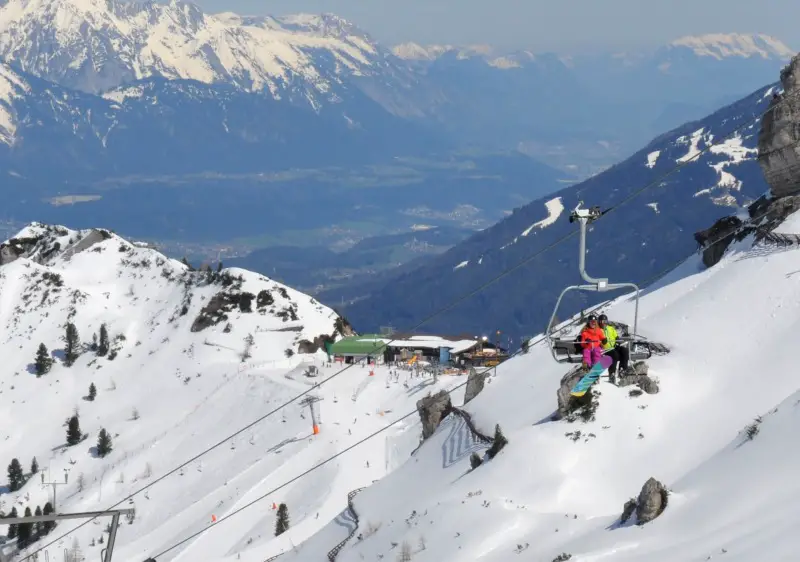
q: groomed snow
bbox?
[279,210,800,562]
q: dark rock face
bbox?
[636,477,669,524]
[694,215,746,268]
[758,55,800,199]
[617,362,659,395]
[555,366,591,420]
[463,367,487,404]
[297,334,334,354]
[416,390,453,440]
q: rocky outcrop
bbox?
[60,229,112,260]
[463,367,487,404]
[617,362,659,394]
[758,55,800,199]
[297,334,335,354]
[694,193,800,267]
[416,390,453,440]
[636,478,669,524]
[619,477,669,525]
[555,366,596,422]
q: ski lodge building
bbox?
[326,334,504,365]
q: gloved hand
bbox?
[601,338,608,345]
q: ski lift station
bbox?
[326,334,504,365]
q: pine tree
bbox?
[88,383,97,401]
[7,458,24,492]
[6,507,18,539]
[98,324,109,356]
[30,457,39,475]
[16,506,33,547]
[90,332,98,352]
[97,428,113,457]
[42,502,55,534]
[274,503,290,536]
[64,322,81,367]
[34,343,53,376]
[217,261,223,272]
[66,415,82,446]
[34,505,42,536]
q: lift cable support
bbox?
[545,202,650,364]
[0,509,135,562]
[299,394,323,435]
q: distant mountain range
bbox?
[0,0,793,285]
[338,83,780,340]
[391,33,795,175]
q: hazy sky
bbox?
[188,0,800,52]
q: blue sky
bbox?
[188,0,800,51]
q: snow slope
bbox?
[0,0,387,100]
[283,211,800,561]
[0,223,466,562]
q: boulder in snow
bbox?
[416,390,453,440]
[463,367,487,404]
[555,366,598,422]
[636,477,669,524]
[617,362,659,394]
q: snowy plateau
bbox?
[5,215,800,560]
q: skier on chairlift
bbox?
[579,314,606,370]
[598,314,629,382]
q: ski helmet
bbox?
[598,314,608,322]
[587,314,598,322]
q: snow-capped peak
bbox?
[670,33,796,60]
[0,0,383,98]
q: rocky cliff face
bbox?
[758,54,800,198]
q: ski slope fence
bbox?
[326,487,366,562]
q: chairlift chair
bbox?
[545,202,652,364]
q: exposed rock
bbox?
[297,334,335,354]
[694,215,746,268]
[60,229,112,261]
[416,390,453,440]
[758,55,800,199]
[463,367,487,404]
[191,292,253,332]
[555,366,586,421]
[620,498,638,524]
[617,361,659,394]
[636,477,669,524]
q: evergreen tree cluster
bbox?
[4,501,57,547]
[6,458,24,491]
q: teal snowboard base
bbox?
[570,355,613,397]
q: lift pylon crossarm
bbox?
[0,508,134,525]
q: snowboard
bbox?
[570,355,613,398]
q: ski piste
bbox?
[570,355,613,397]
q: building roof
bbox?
[329,334,480,356]
[328,335,388,356]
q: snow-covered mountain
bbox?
[0,0,387,100]
[342,82,779,338]
[668,33,795,60]
[0,222,472,561]
[287,210,800,562]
